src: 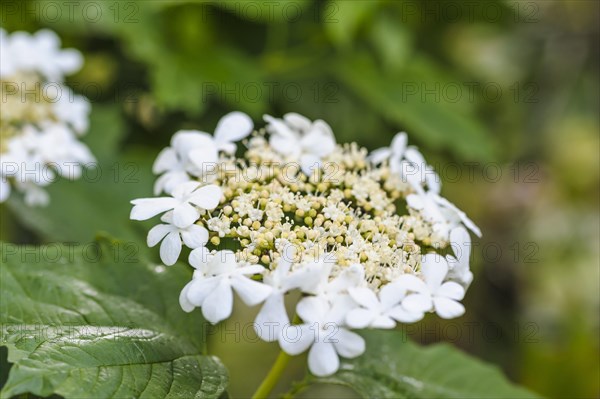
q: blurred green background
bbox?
[1,0,598,398]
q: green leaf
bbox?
[324,0,380,48]
[0,239,228,398]
[335,55,495,161]
[6,106,155,243]
[309,330,540,399]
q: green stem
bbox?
[252,313,301,399]
[251,349,291,399]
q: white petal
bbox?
[333,328,365,358]
[387,305,424,323]
[159,231,182,266]
[421,254,448,291]
[254,293,288,342]
[188,184,222,210]
[300,153,321,176]
[279,324,314,355]
[179,282,196,312]
[391,132,408,156]
[130,198,178,220]
[435,196,482,237]
[370,315,397,329]
[402,293,433,313]
[437,281,465,301]
[181,225,209,248]
[264,115,297,138]
[172,202,199,228]
[153,147,179,174]
[308,342,339,377]
[406,194,425,210]
[153,171,190,196]
[296,297,328,325]
[433,297,465,319]
[450,226,471,262]
[0,178,10,202]
[393,274,429,294]
[202,278,233,324]
[188,146,219,173]
[214,111,253,144]
[283,112,312,132]
[368,147,392,165]
[147,224,173,247]
[345,308,373,329]
[188,247,210,269]
[186,276,217,305]
[348,287,379,309]
[269,134,298,156]
[230,275,272,306]
[378,282,407,308]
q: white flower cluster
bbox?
[130,112,481,376]
[0,29,94,206]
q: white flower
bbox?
[0,176,10,203]
[396,254,466,319]
[153,112,253,194]
[369,132,439,192]
[279,296,365,377]
[254,246,322,342]
[406,191,482,238]
[446,226,474,287]
[147,211,209,266]
[264,113,336,176]
[180,249,272,323]
[0,29,82,81]
[130,181,222,228]
[345,282,424,329]
[303,259,365,301]
[51,91,90,134]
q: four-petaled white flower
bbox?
[396,254,466,319]
[180,249,272,323]
[147,211,209,266]
[153,112,253,194]
[254,246,323,342]
[369,132,440,192]
[265,113,336,176]
[345,282,424,329]
[130,181,222,228]
[279,296,365,377]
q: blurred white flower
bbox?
[0,28,92,206]
[0,29,82,80]
[264,113,336,176]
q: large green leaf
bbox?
[335,55,495,161]
[308,330,539,399]
[0,239,228,398]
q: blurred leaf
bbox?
[324,0,380,48]
[335,55,495,160]
[309,330,540,398]
[369,13,413,70]
[0,239,227,398]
